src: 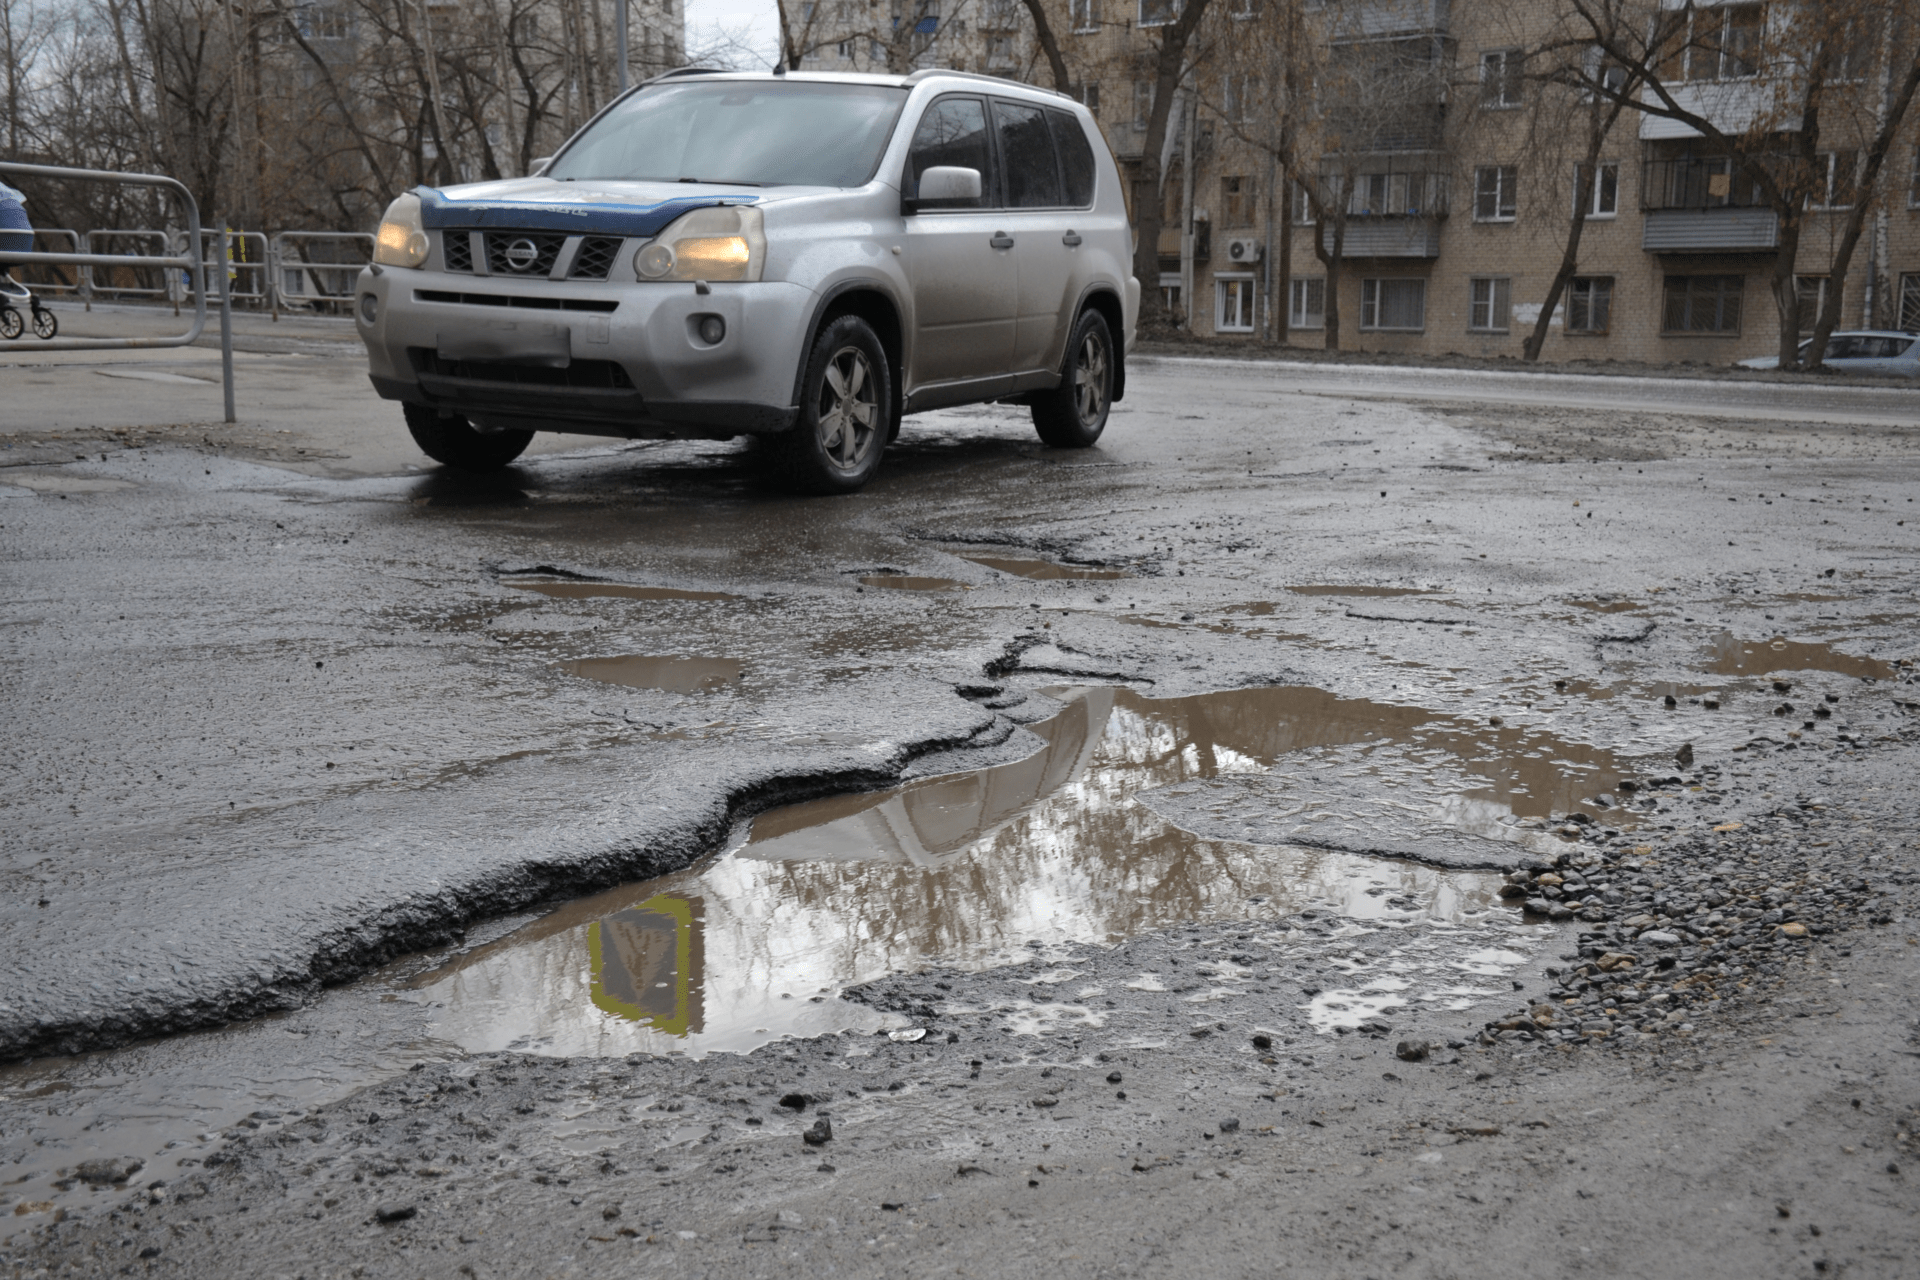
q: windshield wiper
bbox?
[676,177,765,186]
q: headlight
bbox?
[633,205,765,283]
[373,192,429,268]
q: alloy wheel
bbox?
[816,346,879,473]
[1073,331,1108,426]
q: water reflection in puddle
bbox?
[505,577,739,602]
[562,655,743,694]
[860,574,967,592]
[961,555,1129,581]
[1703,632,1893,680]
[410,685,1627,1058]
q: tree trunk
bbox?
[1129,0,1213,330]
[1524,100,1625,362]
[1019,0,1071,93]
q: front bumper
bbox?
[356,267,809,438]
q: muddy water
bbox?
[504,577,739,602]
[1703,632,1895,680]
[961,555,1130,581]
[860,574,967,592]
[1286,585,1432,598]
[408,685,1628,1058]
[562,655,744,694]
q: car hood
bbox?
[416,177,823,238]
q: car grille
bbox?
[568,236,624,280]
[442,231,473,272]
[484,230,566,276]
[410,347,635,390]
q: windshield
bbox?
[549,81,908,188]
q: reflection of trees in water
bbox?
[422,682,1603,1046]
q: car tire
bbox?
[1030,308,1113,449]
[774,314,891,494]
[403,402,533,472]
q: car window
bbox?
[1048,109,1097,206]
[550,81,907,187]
[1825,336,1864,359]
[1889,337,1916,357]
[993,99,1063,208]
[906,95,997,208]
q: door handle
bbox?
[989,232,1015,249]
[1062,230,1083,247]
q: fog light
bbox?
[358,293,378,324]
[697,314,726,345]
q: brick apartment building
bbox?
[799,0,1920,364]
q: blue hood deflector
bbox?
[416,187,758,237]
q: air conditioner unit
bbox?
[1225,237,1264,263]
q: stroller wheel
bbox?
[0,306,22,340]
[32,307,56,339]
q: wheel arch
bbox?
[793,281,906,431]
[1076,286,1127,403]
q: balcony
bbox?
[1324,220,1441,258]
[1326,0,1449,41]
[1641,157,1780,253]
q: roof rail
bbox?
[902,67,1071,100]
[641,66,731,85]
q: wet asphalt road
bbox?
[2,316,1918,1273]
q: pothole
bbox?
[504,577,739,602]
[960,555,1129,581]
[561,655,743,694]
[1702,632,1894,680]
[860,574,967,592]
[406,684,1633,1059]
[1286,585,1432,598]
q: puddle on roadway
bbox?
[1569,599,1643,614]
[562,655,743,694]
[1287,585,1432,598]
[860,574,967,592]
[961,555,1129,581]
[407,684,1628,1058]
[506,577,740,603]
[1702,632,1894,680]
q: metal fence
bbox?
[11,229,83,294]
[271,231,373,314]
[81,229,175,302]
[188,228,270,305]
[0,160,230,421]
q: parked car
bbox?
[1738,330,1920,377]
[356,68,1139,492]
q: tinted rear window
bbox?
[1049,110,1097,206]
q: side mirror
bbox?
[906,165,982,212]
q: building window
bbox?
[1075,82,1101,115]
[1221,74,1255,123]
[982,0,1018,28]
[1220,175,1254,227]
[1290,277,1325,329]
[1480,49,1521,108]
[1575,162,1618,217]
[837,39,852,58]
[1361,278,1425,331]
[1909,145,1920,207]
[1473,165,1518,221]
[986,35,1014,67]
[1795,275,1830,333]
[1662,274,1745,334]
[1216,276,1255,332]
[1567,277,1612,333]
[1291,179,1316,224]
[1070,0,1099,32]
[1158,272,1182,316]
[1901,274,1920,334]
[1133,80,1153,130]
[1812,151,1858,209]
[1139,0,1181,28]
[1469,277,1511,332]
[1668,3,1762,82]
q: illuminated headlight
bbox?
[372,192,430,268]
[633,204,765,283]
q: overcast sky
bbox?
[685,0,783,70]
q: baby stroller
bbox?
[0,274,57,340]
[0,183,55,339]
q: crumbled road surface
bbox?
[2,315,1917,1276]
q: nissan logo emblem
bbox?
[503,238,540,271]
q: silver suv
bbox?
[356,68,1139,492]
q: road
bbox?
[2,307,1917,1275]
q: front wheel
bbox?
[402,402,533,472]
[773,314,891,494]
[1030,309,1114,448]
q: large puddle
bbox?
[406,685,1629,1058]
[1703,632,1894,680]
[504,576,739,603]
[962,554,1129,581]
[562,654,744,694]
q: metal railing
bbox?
[188,228,270,305]
[271,231,372,314]
[82,229,175,302]
[1641,157,1770,211]
[0,160,230,421]
[11,229,82,294]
